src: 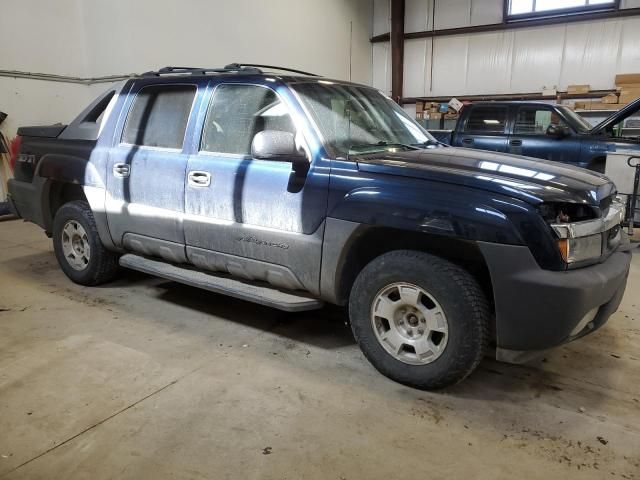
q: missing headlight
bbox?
[538,202,597,224]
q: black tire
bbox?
[588,158,606,174]
[349,250,489,390]
[52,200,119,286]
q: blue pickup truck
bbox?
[429,100,640,172]
[7,64,632,389]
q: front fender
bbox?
[328,180,528,245]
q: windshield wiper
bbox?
[348,141,419,156]
[411,139,447,148]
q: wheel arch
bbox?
[320,219,494,314]
[587,155,606,173]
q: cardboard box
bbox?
[615,73,640,85]
[619,92,640,104]
[601,93,618,104]
[448,97,464,112]
[590,102,624,111]
[415,101,424,113]
[617,82,640,90]
[567,84,590,94]
[576,102,624,111]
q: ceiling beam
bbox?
[371,7,640,43]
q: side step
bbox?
[119,254,324,312]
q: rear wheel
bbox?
[52,201,119,286]
[349,250,490,389]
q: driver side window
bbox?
[200,84,295,155]
[514,107,568,135]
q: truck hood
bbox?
[355,147,616,207]
[590,97,640,135]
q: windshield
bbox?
[557,106,592,133]
[291,81,436,157]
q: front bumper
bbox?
[479,234,632,362]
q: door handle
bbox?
[188,171,211,187]
[461,138,474,145]
[510,139,523,147]
[113,163,130,178]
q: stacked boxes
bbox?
[616,74,640,105]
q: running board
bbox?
[119,254,324,312]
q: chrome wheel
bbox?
[61,220,91,271]
[371,282,449,365]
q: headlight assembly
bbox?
[546,200,625,266]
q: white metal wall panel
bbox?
[560,20,622,90]
[403,104,418,118]
[405,0,434,33]
[621,0,640,8]
[511,25,565,92]
[431,35,469,95]
[373,0,391,36]
[618,17,640,74]
[434,0,471,29]
[373,41,392,95]
[465,31,515,94]
[470,0,504,26]
[403,38,432,97]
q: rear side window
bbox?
[464,106,508,134]
[201,84,295,155]
[122,84,196,149]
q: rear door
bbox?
[508,105,581,163]
[105,83,198,263]
[458,105,509,152]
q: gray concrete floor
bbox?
[0,218,639,480]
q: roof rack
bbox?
[228,63,319,76]
[141,63,318,77]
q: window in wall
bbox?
[201,84,295,155]
[122,85,196,149]
[508,0,614,17]
[514,107,568,135]
[464,107,509,134]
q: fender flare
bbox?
[36,154,105,188]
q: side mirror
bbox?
[251,130,307,162]
[546,124,569,138]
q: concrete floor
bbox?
[0,218,639,480]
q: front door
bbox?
[106,83,198,263]
[458,105,509,153]
[508,105,581,164]
[183,83,329,293]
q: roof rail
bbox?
[141,63,318,77]
[227,63,319,76]
[141,65,263,77]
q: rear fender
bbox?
[36,154,104,188]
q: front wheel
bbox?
[52,200,119,286]
[349,250,490,389]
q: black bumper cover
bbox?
[479,236,632,356]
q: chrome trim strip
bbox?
[551,201,625,239]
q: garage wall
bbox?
[0,0,93,139]
[372,0,640,98]
[0,0,372,139]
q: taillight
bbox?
[9,136,21,171]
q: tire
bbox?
[349,250,489,390]
[588,159,606,174]
[52,200,119,286]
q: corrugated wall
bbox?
[372,0,640,98]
